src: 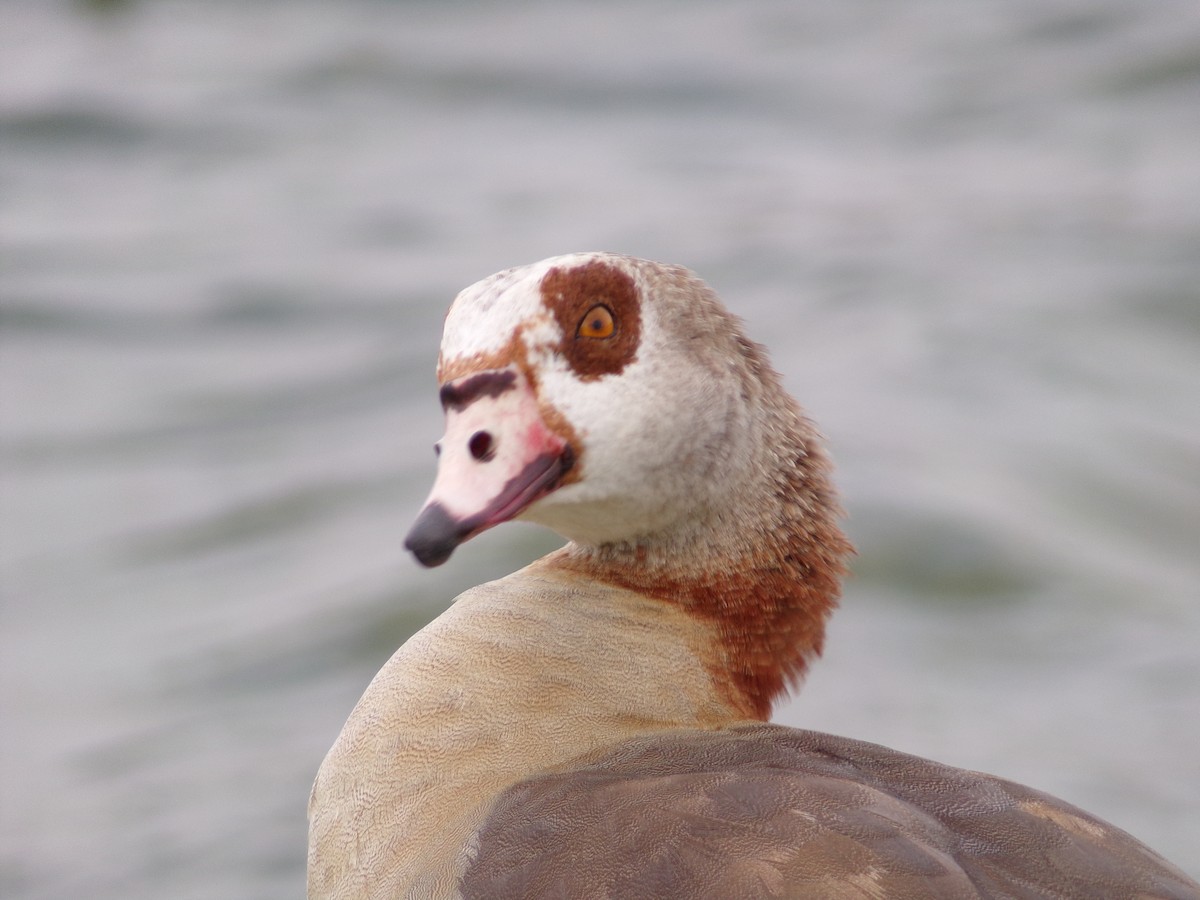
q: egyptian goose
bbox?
[308,253,1198,899]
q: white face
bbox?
[407,252,751,563]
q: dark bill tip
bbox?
[404,502,466,568]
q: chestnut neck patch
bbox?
[540,260,641,380]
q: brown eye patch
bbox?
[541,260,641,380]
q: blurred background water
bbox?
[2,0,1198,896]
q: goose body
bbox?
[307,253,1198,899]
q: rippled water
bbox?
[2,1,1198,896]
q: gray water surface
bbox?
[2,2,1198,897]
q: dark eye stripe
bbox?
[440,370,517,411]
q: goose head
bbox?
[404,252,776,566]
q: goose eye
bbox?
[576,304,615,339]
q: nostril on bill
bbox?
[468,430,496,462]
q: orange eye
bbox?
[576,304,615,339]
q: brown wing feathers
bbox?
[461,726,1198,899]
